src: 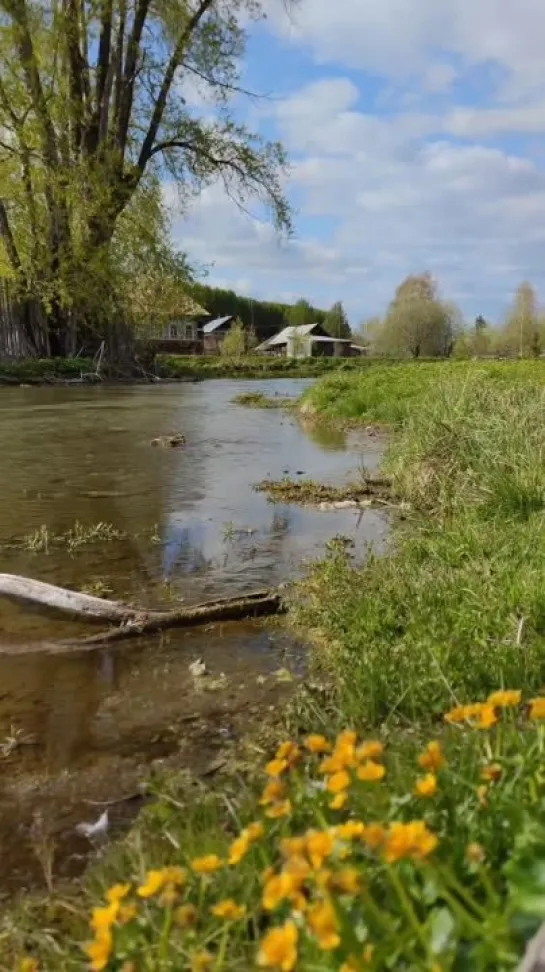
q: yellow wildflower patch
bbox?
[265,758,289,777]
[257,920,298,970]
[414,773,438,798]
[210,898,247,920]
[265,799,292,819]
[357,760,386,782]
[418,741,445,771]
[304,734,331,753]
[190,854,223,874]
[529,697,545,720]
[383,821,438,863]
[487,689,521,708]
[307,899,340,950]
[326,769,351,793]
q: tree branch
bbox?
[136,0,216,173]
[117,0,150,151]
[0,199,22,273]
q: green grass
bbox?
[156,354,377,381]
[10,358,545,970]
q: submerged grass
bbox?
[232,392,295,409]
[254,477,392,506]
[11,359,545,970]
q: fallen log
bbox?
[0,573,136,621]
[0,573,284,654]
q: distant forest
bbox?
[188,283,327,340]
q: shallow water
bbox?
[0,378,388,892]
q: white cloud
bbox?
[166,5,545,324]
[267,0,545,94]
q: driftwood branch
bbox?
[518,923,545,972]
[0,573,284,654]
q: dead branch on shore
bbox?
[0,574,284,654]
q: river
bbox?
[0,378,388,893]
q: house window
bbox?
[182,322,196,340]
[169,323,179,339]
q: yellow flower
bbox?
[211,898,247,920]
[336,820,365,840]
[90,901,119,933]
[305,829,335,869]
[444,702,483,724]
[258,921,298,970]
[276,741,300,766]
[265,799,292,819]
[327,769,351,793]
[414,773,438,798]
[476,704,497,729]
[357,740,384,762]
[19,960,38,972]
[229,835,250,865]
[418,741,445,771]
[361,823,386,850]
[163,866,186,885]
[265,758,289,777]
[190,854,223,874]
[383,821,438,864]
[280,836,306,858]
[332,867,361,894]
[307,899,340,950]
[487,689,521,708]
[477,784,488,807]
[105,883,131,904]
[137,869,168,898]
[363,944,375,963]
[481,762,502,782]
[330,791,348,810]
[190,951,213,971]
[263,872,296,911]
[118,903,137,924]
[529,697,545,720]
[466,842,486,864]
[175,903,198,927]
[84,932,113,972]
[357,761,385,782]
[260,779,286,805]
[246,821,264,841]
[304,734,331,754]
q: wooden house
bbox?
[256,322,354,358]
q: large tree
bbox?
[373,273,458,358]
[0,0,292,361]
[500,281,541,357]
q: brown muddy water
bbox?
[0,378,388,895]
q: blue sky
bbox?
[172,0,545,329]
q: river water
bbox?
[0,378,388,893]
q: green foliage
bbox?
[500,282,541,357]
[219,318,246,358]
[323,300,351,339]
[369,273,460,358]
[0,0,294,355]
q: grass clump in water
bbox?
[254,476,392,505]
[232,392,295,409]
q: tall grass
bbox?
[292,364,545,726]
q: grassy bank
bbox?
[0,355,379,385]
[9,360,545,970]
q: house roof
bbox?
[256,322,321,350]
[311,335,352,343]
[202,315,234,334]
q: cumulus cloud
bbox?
[167,3,545,324]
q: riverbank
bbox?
[7,361,545,970]
[0,354,377,386]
